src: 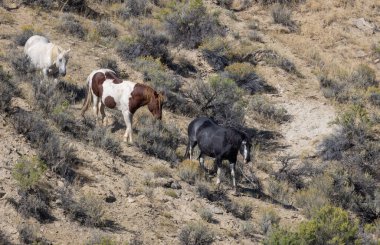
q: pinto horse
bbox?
[185,117,252,191]
[80,69,164,143]
[24,35,70,78]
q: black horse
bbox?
[185,117,252,191]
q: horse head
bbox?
[239,133,252,164]
[52,46,70,77]
[148,90,165,120]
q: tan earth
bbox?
[0,0,379,244]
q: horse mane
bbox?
[50,45,63,65]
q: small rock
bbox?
[127,198,135,203]
[352,18,376,34]
[374,59,380,64]
[170,181,182,190]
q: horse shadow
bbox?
[242,127,288,152]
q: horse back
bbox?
[24,35,49,53]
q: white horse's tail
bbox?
[80,74,93,116]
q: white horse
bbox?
[24,35,70,78]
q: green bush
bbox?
[165,0,224,48]
[265,205,360,245]
[188,75,246,128]
[13,156,47,191]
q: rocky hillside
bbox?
[0,0,379,244]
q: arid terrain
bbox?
[0,0,379,244]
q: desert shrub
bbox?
[370,92,380,106]
[10,52,35,76]
[135,114,180,162]
[179,222,214,245]
[117,26,169,63]
[260,208,280,234]
[87,127,121,156]
[8,188,53,223]
[249,95,289,123]
[13,110,78,180]
[196,181,212,199]
[22,0,56,10]
[165,0,225,49]
[265,205,360,244]
[319,65,377,103]
[267,178,291,205]
[132,57,180,92]
[151,164,171,178]
[97,57,119,75]
[178,160,200,185]
[96,21,118,38]
[258,49,299,75]
[60,189,105,227]
[224,63,271,94]
[348,64,377,89]
[85,235,117,245]
[187,76,246,129]
[167,57,197,78]
[200,37,231,71]
[58,14,87,39]
[0,230,11,245]
[223,200,252,220]
[165,189,178,198]
[199,208,214,223]
[241,221,255,237]
[0,66,19,112]
[14,29,35,46]
[18,224,50,245]
[13,156,47,191]
[117,0,151,19]
[248,30,263,42]
[271,4,296,30]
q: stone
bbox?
[170,181,182,190]
[353,18,376,34]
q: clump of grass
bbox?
[222,200,252,220]
[85,234,118,245]
[14,29,36,46]
[196,181,212,200]
[178,160,200,185]
[178,222,214,245]
[199,37,231,71]
[151,164,171,178]
[241,221,255,237]
[267,178,291,205]
[249,95,289,123]
[164,189,178,198]
[271,4,297,31]
[10,52,35,76]
[18,224,51,245]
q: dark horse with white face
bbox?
[185,117,252,191]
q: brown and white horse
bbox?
[80,69,164,143]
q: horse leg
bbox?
[92,95,100,124]
[216,158,222,187]
[99,103,106,126]
[185,140,197,160]
[230,162,237,194]
[122,111,133,144]
[199,154,206,179]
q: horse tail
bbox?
[80,75,92,117]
